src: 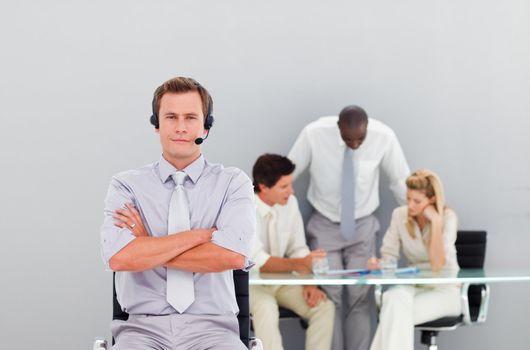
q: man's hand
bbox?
[303,285,327,308]
[114,203,150,237]
[296,249,327,274]
[366,256,381,271]
[114,204,215,242]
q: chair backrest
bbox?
[455,230,487,268]
[112,273,128,321]
[112,270,250,347]
[455,230,487,322]
[233,270,250,347]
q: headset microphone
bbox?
[194,130,211,145]
[195,114,214,144]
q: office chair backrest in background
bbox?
[454,230,487,322]
[416,229,489,349]
[455,230,487,268]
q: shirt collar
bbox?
[157,154,206,184]
[403,215,431,238]
[337,130,346,147]
[255,194,274,218]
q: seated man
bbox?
[250,154,335,350]
[100,77,256,350]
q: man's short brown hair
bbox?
[252,154,296,193]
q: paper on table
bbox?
[325,268,371,276]
[323,266,420,276]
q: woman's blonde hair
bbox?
[405,169,445,239]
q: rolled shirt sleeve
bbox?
[251,237,271,271]
[211,170,256,270]
[100,177,137,269]
[288,125,312,181]
[380,130,410,206]
[284,196,311,259]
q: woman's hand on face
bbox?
[422,205,441,223]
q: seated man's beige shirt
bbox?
[251,194,310,268]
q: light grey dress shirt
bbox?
[100,155,256,316]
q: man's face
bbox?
[156,91,205,164]
[259,174,294,206]
[338,122,367,150]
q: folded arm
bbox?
[164,242,245,273]
[109,229,212,272]
[101,178,213,272]
[102,171,255,274]
[111,205,234,272]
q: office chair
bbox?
[279,306,309,329]
[94,270,262,350]
[374,230,490,350]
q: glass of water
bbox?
[312,256,329,276]
[380,256,398,276]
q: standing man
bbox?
[100,77,256,350]
[288,105,410,350]
[250,154,334,350]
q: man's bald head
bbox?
[337,105,369,150]
[338,105,368,128]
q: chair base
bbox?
[420,330,439,349]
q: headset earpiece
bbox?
[149,96,159,129]
[204,115,214,130]
[150,114,158,129]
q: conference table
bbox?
[249,268,530,348]
[249,268,530,286]
[249,267,530,327]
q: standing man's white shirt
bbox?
[252,194,310,269]
[288,114,410,350]
[288,116,410,221]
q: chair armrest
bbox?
[93,337,108,350]
[374,284,383,311]
[476,284,490,323]
[461,283,490,325]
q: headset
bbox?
[149,80,215,145]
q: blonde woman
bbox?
[368,170,461,350]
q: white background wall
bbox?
[1,1,529,349]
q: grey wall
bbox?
[1,1,529,349]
